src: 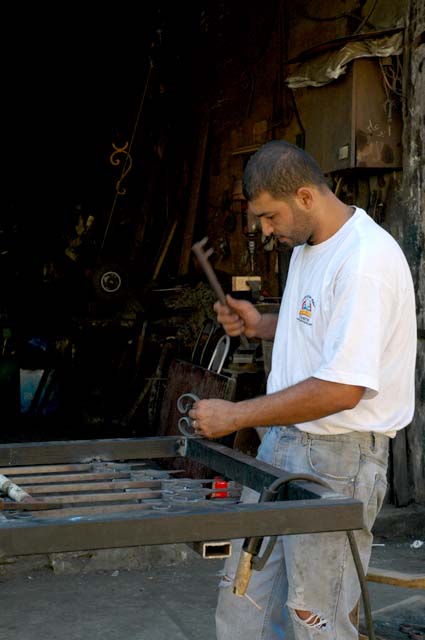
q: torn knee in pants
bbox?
[290,607,328,631]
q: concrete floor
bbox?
[0,559,219,640]
[0,538,424,640]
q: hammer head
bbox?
[192,236,214,260]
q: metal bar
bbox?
[185,439,328,500]
[26,502,160,519]
[0,498,363,557]
[0,436,364,560]
[0,436,183,467]
[23,480,165,494]
[189,541,232,559]
[0,464,99,474]
[25,490,163,504]
[12,471,133,485]
[0,462,152,475]
[0,498,62,511]
[23,478,213,494]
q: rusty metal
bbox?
[189,540,232,559]
[191,237,250,349]
[0,436,363,559]
[0,498,61,511]
[300,58,402,173]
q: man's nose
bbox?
[260,217,273,236]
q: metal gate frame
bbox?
[0,436,363,557]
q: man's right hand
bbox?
[213,294,263,338]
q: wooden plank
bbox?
[367,567,425,589]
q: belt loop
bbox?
[370,432,376,452]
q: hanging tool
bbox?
[192,237,259,364]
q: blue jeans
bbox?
[216,426,389,639]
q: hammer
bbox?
[191,237,250,349]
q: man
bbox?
[189,140,417,639]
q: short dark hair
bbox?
[242,140,327,201]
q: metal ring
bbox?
[178,416,196,437]
[177,392,200,414]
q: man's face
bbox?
[248,191,315,249]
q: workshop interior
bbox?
[0,0,424,606]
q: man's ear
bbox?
[295,187,314,209]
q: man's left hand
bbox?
[188,399,238,439]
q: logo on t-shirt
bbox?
[297,295,315,325]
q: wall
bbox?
[400,0,425,504]
[198,0,424,504]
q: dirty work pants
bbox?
[215,426,389,640]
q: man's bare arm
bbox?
[252,313,279,340]
[190,378,365,439]
[214,295,278,340]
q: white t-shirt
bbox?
[267,207,417,437]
